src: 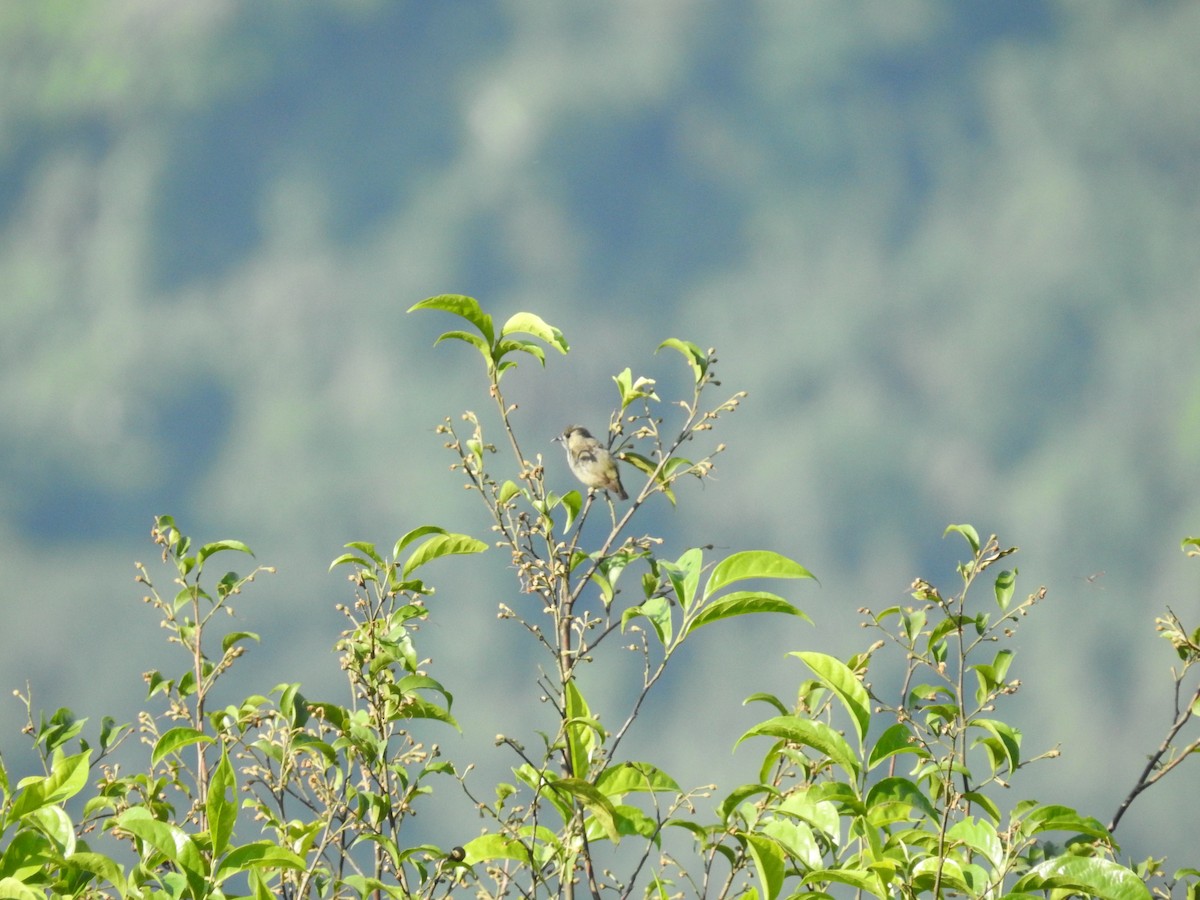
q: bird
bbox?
[554,425,628,500]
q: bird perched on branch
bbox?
[554,425,627,500]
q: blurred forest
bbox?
[2,0,1198,866]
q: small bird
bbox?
[554,425,627,500]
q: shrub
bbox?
[1,296,1196,899]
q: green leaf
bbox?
[686,591,812,635]
[151,727,214,768]
[500,312,569,354]
[717,783,779,825]
[742,832,786,900]
[586,803,660,842]
[401,532,488,578]
[1014,856,1152,900]
[498,480,522,504]
[761,817,822,870]
[65,851,128,895]
[621,451,677,505]
[656,338,709,384]
[864,776,939,822]
[394,525,449,555]
[622,596,674,646]
[461,833,538,865]
[216,842,307,878]
[547,778,621,842]
[115,807,207,891]
[994,568,1016,611]
[613,367,660,411]
[791,651,870,749]
[559,490,583,532]
[945,523,981,553]
[197,539,254,566]
[434,329,494,371]
[947,816,1002,869]
[564,681,599,779]
[409,294,495,346]
[800,865,888,897]
[706,550,817,595]
[11,750,91,818]
[1017,804,1111,841]
[970,718,1021,774]
[206,751,237,857]
[595,762,681,798]
[658,548,704,611]
[744,692,790,717]
[0,877,43,900]
[866,723,929,770]
[737,716,860,778]
[494,337,546,371]
[222,630,260,654]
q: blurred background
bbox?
[2,0,1198,866]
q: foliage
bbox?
[0,296,1197,898]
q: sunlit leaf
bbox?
[656,338,709,384]
[743,832,785,900]
[401,533,488,578]
[409,294,495,346]
[944,523,981,553]
[151,728,214,768]
[687,591,811,635]
[206,751,236,857]
[706,550,817,595]
[197,539,254,566]
[1015,856,1152,900]
[994,568,1016,610]
[622,596,673,645]
[500,312,569,354]
[737,716,860,778]
[790,652,870,749]
[595,762,681,798]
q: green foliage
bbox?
[0,296,1197,898]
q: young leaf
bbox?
[737,716,860,778]
[622,596,673,646]
[500,311,569,354]
[864,776,938,821]
[197,539,254,566]
[394,525,449,556]
[595,762,681,797]
[658,547,704,611]
[705,550,816,596]
[401,532,488,578]
[742,832,786,900]
[657,338,709,384]
[613,368,659,411]
[151,728,214,768]
[867,723,930,770]
[433,329,494,371]
[409,294,495,346]
[206,751,237,858]
[546,777,620,842]
[1014,856,1152,900]
[994,568,1016,610]
[945,523,981,553]
[686,591,812,635]
[494,337,547,369]
[565,681,599,779]
[790,651,870,749]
